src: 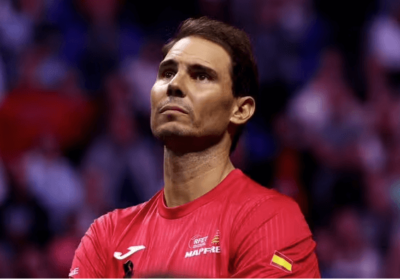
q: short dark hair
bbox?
[162,17,259,153]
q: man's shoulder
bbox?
[233,170,295,208]
[91,191,161,232]
[230,170,304,226]
[230,172,311,243]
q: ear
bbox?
[230,96,256,125]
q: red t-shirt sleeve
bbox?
[69,214,113,278]
[230,195,320,278]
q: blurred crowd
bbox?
[0,0,399,277]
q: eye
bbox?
[161,70,176,79]
[194,73,211,82]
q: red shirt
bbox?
[70,169,320,278]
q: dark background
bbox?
[0,0,399,277]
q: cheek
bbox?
[150,84,163,125]
[150,85,159,107]
[193,95,233,129]
[150,83,166,110]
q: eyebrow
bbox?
[158,59,177,71]
[158,59,219,80]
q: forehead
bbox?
[164,36,231,75]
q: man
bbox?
[70,17,320,278]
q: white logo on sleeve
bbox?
[114,245,146,260]
[69,267,79,277]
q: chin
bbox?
[152,124,192,142]
[153,128,226,155]
[152,124,207,153]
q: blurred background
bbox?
[0,0,399,277]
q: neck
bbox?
[163,138,235,207]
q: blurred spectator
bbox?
[23,135,84,234]
[82,108,162,209]
[0,156,51,254]
[288,49,365,170]
[363,172,394,257]
[369,1,400,69]
[329,208,382,278]
[314,229,337,277]
[0,1,34,53]
[76,0,143,93]
[0,86,96,162]
[15,245,52,278]
[369,1,400,92]
[0,0,34,88]
[75,166,111,235]
[16,24,68,90]
[47,213,82,277]
[248,0,327,88]
[273,147,309,215]
[120,39,162,117]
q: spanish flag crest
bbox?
[270,251,293,273]
[211,230,220,246]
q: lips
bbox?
[159,104,188,114]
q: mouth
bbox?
[159,105,188,114]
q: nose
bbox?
[167,72,186,97]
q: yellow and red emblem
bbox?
[211,230,220,246]
[270,251,293,273]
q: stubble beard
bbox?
[152,123,199,151]
[153,126,225,155]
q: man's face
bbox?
[150,36,235,149]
